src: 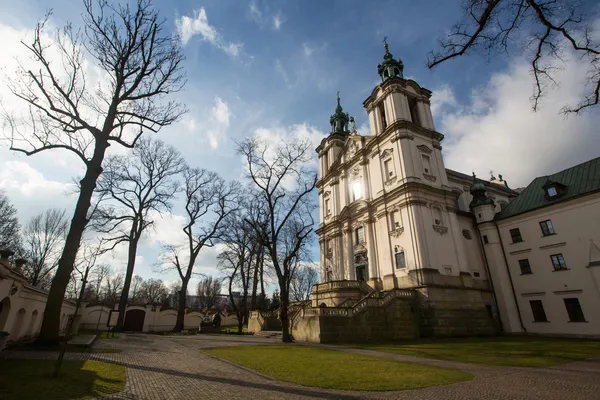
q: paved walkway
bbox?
[2,333,600,399]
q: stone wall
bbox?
[416,286,497,337]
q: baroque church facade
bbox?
[311,42,600,339]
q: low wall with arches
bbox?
[0,253,76,348]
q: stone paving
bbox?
[2,333,600,399]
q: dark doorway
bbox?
[356,266,367,282]
[123,309,145,332]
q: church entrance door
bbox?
[356,266,367,282]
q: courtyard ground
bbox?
[1,333,599,399]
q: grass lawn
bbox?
[79,330,119,339]
[356,336,600,368]
[220,324,248,334]
[0,359,125,399]
[203,345,472,391]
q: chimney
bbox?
[0,249,15,262]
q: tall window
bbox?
[324,198,331,216]
[529,300,548,322]
[395,251,406,269]
[539,220,555,236]
[408,97,420,126]
[352,180,363,201]
[390,210,401,230]
[518,259,532,275]
[383,158,394,179]
[563,298,585,322]
[509,228,523,243]
[421,154,431,174]
[379,103,387,131]
[355,226,365,244]
[550,254,568,271]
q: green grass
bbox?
[356,336,600,367]
[220,324,248,334]
[0,359,125,399]
[79,330,119,339]
[203,345,472,391]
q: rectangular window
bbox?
[395,251,406,269]
[383,158,393,179]
[518,259,532,275]
[421,154,431,174]
[355,226,365,244]
[564,298,585,322]
[509,228,523,243]
[482,235,489,244]
[539,220,555,236]
[408,97,420,126]
[379,103,387,131]
[529,300,548,322]
[550,253,568,271]
[473,272,481,277]
[390,210,401,229]
[443,266,452,275]
[324,198,331,215]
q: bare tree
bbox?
[290,262,319,302]
[129,275,145,304]
[196,276,221,311]
[159,167,239,331]
[21,209,68,289]
[1,0,186,344]
[103,269,125,308]
[237,138,317,342]
[93,136,183,331]
[428,0,600,114]
[140,278,168,304]
[0,190,22,253]
[91,263,110,303]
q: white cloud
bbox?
[438,52,600,188]
[211,97,231,127]
[248,1,284,31]
[176,8,243,56]
[181,97,233,150]
[430,84,457,116]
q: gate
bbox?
[123,309,146,332]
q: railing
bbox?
[298,288,414,320]
[312,280,372,294]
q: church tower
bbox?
[316,41,474,291]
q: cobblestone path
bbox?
[3,333,600,400]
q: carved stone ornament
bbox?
[348,141,358,158]
[433,143,442,150]
[354,244,367,254]
[354,252,368,266]
[417,144,433,154]
[384,176,397,187]
[380,148,393,159]
[323,191,331,198]
[423,173,437,182]
[433,225,448,235]
[351,167,361,177]
[393,133,414,141]
[390,227,404,237]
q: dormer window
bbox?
[547,186,558,197]
[542,179,566,200]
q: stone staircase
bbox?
[253,330,283,340]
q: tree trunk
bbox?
[280,286,291,343]
[115,228,140,332]
[250,242,261,310]
[259,254,265,310]
[37,141,108,345]
[173,279,188,332]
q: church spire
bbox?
[377,38,404,82]
[329,92,350,135]
[469,173,495,210]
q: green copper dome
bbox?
[377,40,404,82]
[469,173,495,209]
[330,94,352,135]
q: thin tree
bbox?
[103,269,125,308]
[429,0,600,113]
[0,190,22,253]
[237,138,317,342]
[1,0,186,344]
[196,276,222,311]
[93,136,183,331]
[129,275,145,304]
[159,167,239,331]
[21,209,68,289]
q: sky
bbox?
[1,0,600,292]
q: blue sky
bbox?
[1,0,600,292]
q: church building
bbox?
[311,41,600,339]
